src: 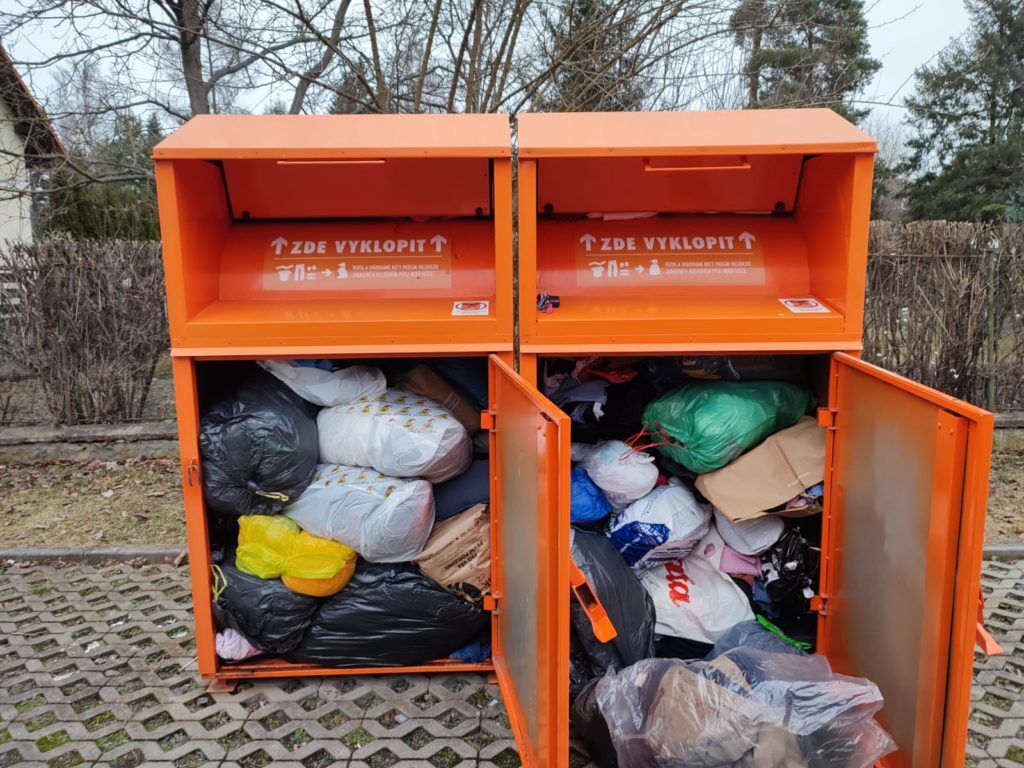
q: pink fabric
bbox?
[719,546,761,578]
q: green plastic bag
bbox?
[641,380,814,474]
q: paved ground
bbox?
[0,559,1021,768]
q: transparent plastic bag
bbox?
[595,650,896,768]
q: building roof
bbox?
[0,42,65,162]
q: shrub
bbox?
[0,237,167,424]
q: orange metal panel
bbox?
[517,109,877,157]
[214,660,494,680]
[170,357,217,678]
[155,115,513,354]
[153,113,512,159]
[222,158,491,219]
[536,155,802,213]
[517,113,875,352]
[821,353,992,768]
[489,355,571,768]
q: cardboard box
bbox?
[695,416,825,521]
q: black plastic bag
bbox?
[200,366,319,516]
[570,529,655,680]
[212,562,318,655]
[284,562,489,667]
[572,678,619,768]
[763,527,821,620]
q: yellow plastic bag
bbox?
[236,515,357,597]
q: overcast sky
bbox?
[863,0,970,121]
[2,0,972,124]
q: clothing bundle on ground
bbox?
[201,358,492,669]
[557,355,893,768]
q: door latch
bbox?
[186,459,202,487]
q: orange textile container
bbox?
[153,113,550,743]
[509,110,996,768]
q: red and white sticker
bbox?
[778,297,831,314]
[451,300,490,316]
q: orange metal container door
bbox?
[488,355,571,768]
[820,353,993,768]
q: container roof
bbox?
[153,113,512,159]
[517,109,876,157]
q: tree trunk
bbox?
[176,0,210,115]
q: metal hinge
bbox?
[809,594,829,615]
[483,593,499,613]
[816,407,836,429]
[480,410,495,431]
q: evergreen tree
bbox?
[731,0,879,122]
[37,113,163,241]
[901,0,1024,221]
[536,0,646,112]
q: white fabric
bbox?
[641,554,754,645]
[694,525,727,570]
[285,463,435,562]
[608,480,711,568]
[258,360,385,407]
[216,629,263,661]
[318,389,472,482]
[580,441,658,509]
[713,508,785,555]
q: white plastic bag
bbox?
[581,441,658,509]
[714,508,785,555]
[285,464,435,562]
[641,553,754,645]
[605,480,711,569]
[318,389,472,482]
[258,360,385,407]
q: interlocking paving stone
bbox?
[1,559,1022,766]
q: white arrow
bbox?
[271,236,288,255]
[430,234,447,253]
[738,231,756,250]
[321,269,332,277]
[579,233,597,252]
[634,264,645,273]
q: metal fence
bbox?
[864,221,1024,411]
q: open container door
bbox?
[488,355,571,768]
[821,353,993,768]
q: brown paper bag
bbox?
[414,504,490,602]
[396,364,481,435]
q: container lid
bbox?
[153,113,512,160]
[517,109,876,157]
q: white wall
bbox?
[0,97,33,245]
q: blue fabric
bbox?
[449,636,491,662]
[430,358,488,408]
[753,578,775,617]
[571,468,613,525]
[433,459,489,521]
[606,521,669,567]
[292,359,335,371]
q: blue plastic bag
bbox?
[572,467,613,525]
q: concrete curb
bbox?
[983,542,1024,561]
[0,545,186,564]
[1,542,1022,564]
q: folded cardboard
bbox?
[695,416,825,522]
